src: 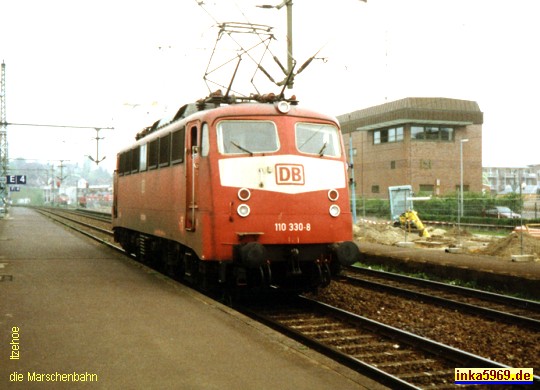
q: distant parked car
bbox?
[484,206,521,219]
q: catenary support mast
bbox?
[0,61,8,202]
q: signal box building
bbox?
[337,97,483,199]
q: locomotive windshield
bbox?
[217,120,279,155]
[295,123,341,157]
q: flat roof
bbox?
[337,97,483,133]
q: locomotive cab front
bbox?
[208,102,360,290]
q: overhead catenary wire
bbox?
[3,122,113,130]
[194,0,294,94]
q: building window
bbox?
[371,185,380,193]
[391,160,396,169]
[455,184,470,192]
[420,159,432,169]
[373,127,404,144]
[439,127,453,141]
[419,184,434,194]
[411,125,454,141]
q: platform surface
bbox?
[0,208,384,389]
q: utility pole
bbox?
[87,128,106,165]
[53,160,70,206]
[5,123,113,166]
[284,0,293,88]
[257,0,367,88]
[0,61,8,206]
[257,0,294,88]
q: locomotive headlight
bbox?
[276,100,291,114]
[237,204,251,217]
[329,204,341,217]
[238,187,251,201]
[328,189,339,201]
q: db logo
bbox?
[275,164,305,185]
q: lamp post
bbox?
[349,132,357,224]
[458,138,469,247]
[517,170,524,255]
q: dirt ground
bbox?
[354,220,540,260]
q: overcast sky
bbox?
[2,0,539,173]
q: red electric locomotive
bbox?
[112,93,360,292]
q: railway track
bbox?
[237,295,538,389]
[69,208,112,223]
[36,207,540,388]
[34,207,116,249]
[341,266,540,329]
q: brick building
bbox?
[337,97,483,199]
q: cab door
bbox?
[185,121,200,231]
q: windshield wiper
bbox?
[318,141,327,157]
[231,141,254,156]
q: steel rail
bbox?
[344,266,540,328]
[236,295,540,389]
[34,208,115,241]
[348,266,540,310]
[36,207,113,235]
[72,208,112,222]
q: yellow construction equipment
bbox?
[398,209,430,238]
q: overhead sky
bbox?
[1,0,539,173]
